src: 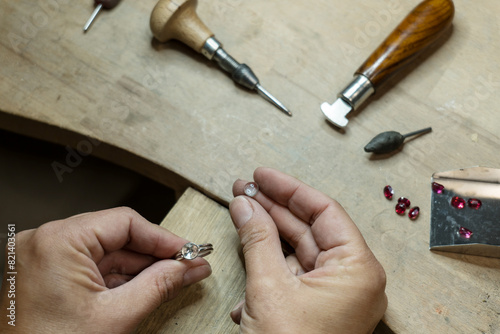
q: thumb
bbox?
[107,258,211,326]
[229,196,289,285]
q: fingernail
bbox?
[183,263,212,287]
[231,299,245,313]
[230,197,254,229]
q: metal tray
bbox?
[430,167,500,258]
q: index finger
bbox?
[65,207,188,263]
[253,167,366,250]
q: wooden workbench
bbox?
[1,0,499,332]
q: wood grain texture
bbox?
[134,188,244,333]
[150,0,213,51]
[1,0,500,332]
[356,0,455,88]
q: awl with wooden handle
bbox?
[321,0,455,128]
[150,0,291,116]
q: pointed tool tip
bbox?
[255,84,291,117]
[276,104,292,117]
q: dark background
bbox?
[0,128,176,273]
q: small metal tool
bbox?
[430,167,500,258]
[150,0,291,116]
[321,0,455,128]
[83,0,121,32]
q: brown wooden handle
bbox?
[355,0,455,89]
[150,0,213,53]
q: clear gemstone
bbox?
[395,203,406,215]
[468,198,482,210]
[384,185,394,200]
[243,182,259,197]
[181,242,199,260]
[408,207,420,220]
[459,227,473,239]
[451,196,466,209]
[432,182,445,194]
[398,197,411,208]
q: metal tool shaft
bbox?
[403,127,433,139]
[83,4,103,32]
[255,84,290,116]
[205,38,291,116]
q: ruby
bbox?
[432,182,445,194]
[395,203,406,215]
[408,207,420,220]
[384,185,394,200]
[459,227,473,239]
[451,196,466,209]
[468,198,482,210]
[398,197,411,208]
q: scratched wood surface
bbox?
[1,0,499,332]
[134,188,244,334]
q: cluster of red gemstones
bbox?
[432,182,479,239]
[383,185,420,220]
[433,182,483,210]
[450,196,482,210]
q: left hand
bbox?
[228,167,387,333]
[0,207,212,333]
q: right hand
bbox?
[229,167,387,333]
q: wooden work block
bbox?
[2,1,500,332]
[134,188,245,333]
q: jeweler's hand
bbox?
[0,208,212,333]
[229,167,387,333]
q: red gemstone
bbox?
[459,227,473,239]
[398,197,411,208]
[451,196,466,209]
[432,182,445,194]
[395,203,406,215]
[408,207,420,220]
[468,198,482,210]
[384,185,394,200]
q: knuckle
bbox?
[112,206,139,218]
[239,222,273,252]
[327,199,345,214]
[154,271,180,304]
[362,256,387,297]
[287,227,308,248]
[31,222,60,246]
[14,229,32,242]
[373,263,387,291]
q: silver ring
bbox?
[175,242,213,261]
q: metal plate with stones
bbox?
[430,167,500,258]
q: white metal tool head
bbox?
[321,75,374,128]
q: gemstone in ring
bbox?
[175,242,213,261]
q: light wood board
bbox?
[134,187,244,333]
[1,0,499,332]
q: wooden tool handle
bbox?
[150,0,213,52]
[356,0,454,89]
